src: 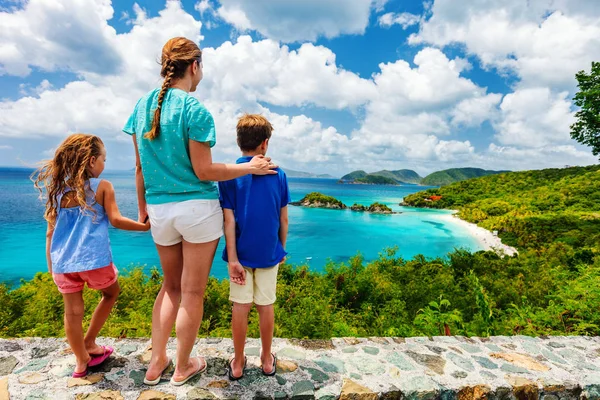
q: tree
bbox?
[571,62,600,156]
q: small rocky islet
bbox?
[290,192,399,214]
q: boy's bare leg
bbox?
[84,281,120,355]
[63,291,91,374]
[231,302,252,377]
[256,304,275,373]
[172,238,218,381]
[146,243,183,382]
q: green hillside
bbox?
[404,165,600,249]
[371,169,422,184]
[355,175,398,185]
[421,168,509,186]
[340,169,421,184]
[340,170,368,181]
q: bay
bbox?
[0,168,482,285]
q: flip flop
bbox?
[227,356,247,381]
[143,358,172,386]
[72,368,88,378]
[227,356,246,381]
[170,357,207,386]
[261,353,277,376]
[88,345,114,367]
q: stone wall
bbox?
[0,335,599,400]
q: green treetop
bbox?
[571,61,600,156]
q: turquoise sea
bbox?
[0,168,482,285]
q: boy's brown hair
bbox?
[236,114,273,152]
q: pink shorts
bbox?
[53,263,118,294]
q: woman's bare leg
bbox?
[171,238,219,381]
[145,242,183,381]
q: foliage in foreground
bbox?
[1,244,599,339]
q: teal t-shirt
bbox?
[123,88,218,204]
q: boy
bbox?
[218,114,290,380]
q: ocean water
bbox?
[0,168,481,285]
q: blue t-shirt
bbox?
[123,88,218,205]
[218,156,291,268]
[51,178,113,274]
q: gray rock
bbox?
[472,356,498,369]
[300,367,329,383]
[341,347,358,354]
[115,344,138,356]
[31,346,56,359]
[385,352,415,371]
[425,345,446,354]
[89,356,127,373]
[291,380,315,400]
[206,338,223,344]
[315,357,345,373]
[362,346,380,355]
[459,344,482,354]
[0,356,19,376]
[274,392,288,400]
[246,347,260,356]
[0,341,22,352]
[351,356,386,375]
[446,352,475,372]
[276,375,287,385]
[405,350,446,375]
[451,371,468,379]
[500,363,529,374]
[278,348,306,360]
[129,369,146,386]
[188,388,217,399]
[14,359,49,374]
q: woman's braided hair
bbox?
[145,37,202,140]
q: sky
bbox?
[0,0,599,177]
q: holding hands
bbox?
[228,260,246,286]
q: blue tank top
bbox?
[50,178,113,274]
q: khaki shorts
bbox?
[229,264,279,306]
[147,199,223,246]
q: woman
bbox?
[123,37,276,386]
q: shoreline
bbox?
[434,211,518,256]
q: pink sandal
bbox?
[72,368,88,378]
[88,346,114,367]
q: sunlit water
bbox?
[0,168,481,285]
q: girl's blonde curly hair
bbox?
[32,133,104,225]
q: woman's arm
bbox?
[189,141,277,182]
[46,223,54,273]
[132,135,148,222]
[98,180,150,231]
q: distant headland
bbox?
[338,167,509,186]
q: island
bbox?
[291,192,399,214]
[338,167,511,186]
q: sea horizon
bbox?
[0,167,483,286]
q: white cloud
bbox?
[410,0,600,89]
[0,145,12,150]
[485,143,597,171]
[494,88,574,147]
[0,0,121,77]
[195,0,213,16]
[0,0,595,175]
[378,12,420,28]
[200,36,376,109]
[451,93,502,127]
[215,0,377,42]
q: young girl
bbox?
[33,133,150,378]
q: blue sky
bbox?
[0,0,598,176]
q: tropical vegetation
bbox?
[1,165,599,339]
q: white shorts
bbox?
[147,199,224,246]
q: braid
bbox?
[145,62,175,140]
[144,37,202,140]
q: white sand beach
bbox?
[434,212,518,257]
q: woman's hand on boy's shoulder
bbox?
[248,155,278,175]
[228,260,246,285]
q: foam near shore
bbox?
[434,212,518,256]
